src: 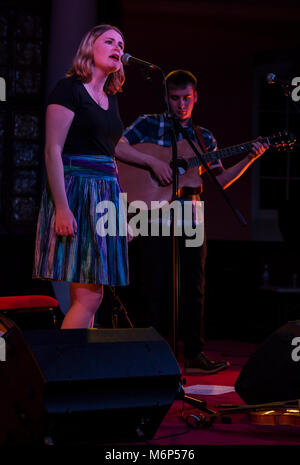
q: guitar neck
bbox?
[188,136,270,168]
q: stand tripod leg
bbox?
[111,311,118,329]
[109,287,134,329]
[176,384,216,415]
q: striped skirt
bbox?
[33,154,129,285]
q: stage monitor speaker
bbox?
[0,316,181,445]
[235,320,300,404]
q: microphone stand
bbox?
[138,68,182,356]
[162,95,248,347]
[137,63,247,415]
[163,70,247,415]
[109,287,134,329]
[162,80,213,415]
[271,78,299,251]
[169,117,180,357]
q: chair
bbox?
[0,295,59,329]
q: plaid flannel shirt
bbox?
[123,113,221,171]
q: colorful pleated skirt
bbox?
[33,154,128,285]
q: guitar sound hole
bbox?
[170,158,187,175]
[150,171,160,185]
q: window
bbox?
[0,4,49,234]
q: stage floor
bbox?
[138,339,300,446]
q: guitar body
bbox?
[116,131,294,208]
[116,140,203,208]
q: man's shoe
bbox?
[184,352,230,374]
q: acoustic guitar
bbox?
[250,407,300,426]
[206,399,300,428]
[116,131,295,208]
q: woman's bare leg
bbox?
[61,283,103,329]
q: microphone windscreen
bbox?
[121,53,131,66]
[266,73,276,84]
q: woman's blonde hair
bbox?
[66,24,125,95]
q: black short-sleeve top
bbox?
[47,75,123,157]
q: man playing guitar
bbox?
[115,70,268,373]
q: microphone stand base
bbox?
[176,384,216,415]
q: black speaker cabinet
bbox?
[0,316,181,445]
[235,320,300,404]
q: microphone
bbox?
[121,53,158,70]
[266,73,294,88]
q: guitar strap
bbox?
[178,124,206,198]
[193,124,223,175]
[193,125,208,154]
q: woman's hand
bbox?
[147,157,173,186]
[55,206,77,237]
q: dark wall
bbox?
[204,239,300,342]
